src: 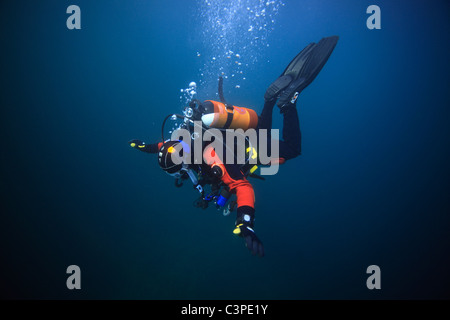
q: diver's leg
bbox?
[255,99,277,159]
[258,99,276,131]
[279,105,302,160]
[258,94,301,161]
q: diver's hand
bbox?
[128,139,146,149]
[233,224,265,257]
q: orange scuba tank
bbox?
[200,100,258,130]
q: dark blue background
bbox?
[1,0,449,299]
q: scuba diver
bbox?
[129,36,339,257]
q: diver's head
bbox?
[158,140,190,177]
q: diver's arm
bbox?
[128,139,163,154]
[214,163,264,257]
[232,187,264,257]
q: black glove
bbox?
[128,139,159,153]
[233,223,264,257]
[128,139,146,149]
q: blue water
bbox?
[1,0,449,299]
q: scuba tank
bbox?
[200,100,259,131]
[195,76,258,131]
[161,77,258,141]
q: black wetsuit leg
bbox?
[258,100,302,161]
[258,99,276,131]
[280,106,302,160]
